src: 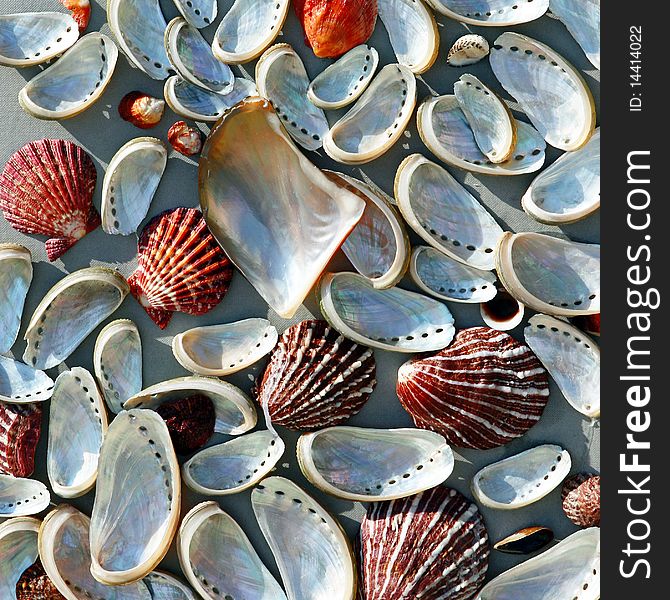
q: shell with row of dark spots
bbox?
[0,401,42,477]
[256,319,377,430]
[562,473,600,527]
[0,139,100,261]
[16,559,65,600]
[127,207,234,329]
[396,327,550,449]
[156,394,216,454]
[358,486,489,600]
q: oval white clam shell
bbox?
[550,0,600,69]
[143,570,198,599]
[18,33,118,120]
[472,444,571,509]
[524,314,600,418]
[0,475,50,517]
[172,318,278,376]
[0,516,40,598]
[0,355,53,404]
[178,501,286,600]
[0,244,32,354]
[172,0,217,28]
[427,0,549,26]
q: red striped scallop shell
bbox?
[0,401,42,477]
[127,207,233,329]
[562,473,600,527]
[0,139,100,261]
[397,327,550,449]
[358,486,489,600]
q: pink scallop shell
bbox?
[0,401,42,477]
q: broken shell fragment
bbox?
[0,475,50,517]
[480,289,524,331]
[494,526,554,555]
[550,0,600,69]
[0,402,42,477]
[155,394,216,454]
[15,558,64,599]
[168,121,203,156]
[0,517,40,599]
[447,34,489,67]
[0,356,54,404]
[562,473,600,527]
[0,244,32,353]
[143,571,197,599]
[60,0,91,32]
[118,92,166,129]
[172,0,217,28]
[427,0,548,26]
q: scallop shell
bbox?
[0,13,79,67]
[90,409,180,585]
[127,207,233,329]
[359,486,489,600]
[172,0,217,28]
[297,426,454,501]
[323,64,417,164]
[417,95,546,176]
[0,516,40,598]
[143,571,197,599]
[522,128,600,224]
[307,45,379,109]
[23,268,129,370]
[178,501,286,599]
[172,318,278,377]
[395,154,504,270]
[47,368,108,498]
[397,327,550,449]
[0,356,54,404]
[320,272,455,353]
[550,0,600,69]
[199,97,365,319]
[495,232,600,316]
[118,91,166,129]
[480,290,524,331]
[0,475,50,517]
[255,44,330,151]
[493,526,554,555]
[0,402,42,477]
[562,473,600,527]
[427,0,548,26]
[0,245,32,354]
[15,557,64,599]
[0,140,99,261]
[252,476,356,600]
[102,138,167,235]
[447,34,489,67]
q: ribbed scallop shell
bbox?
[156,394,216,454]
[359,486,489,600]
[15,558,64,599]
[427,0,548,26]
[0,140,99,261]
[143,571,197,599]
[128,207,233,329]
[397,327,550,449]
[562,473,600,527]
[0,517,40,599]
[0,474,50,517]
[0,402,42,477]
[255,319,376,430]
[0,245,32,354]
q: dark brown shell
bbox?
[156,394,216,454]
[397,327,550,449]
[562,473,600,527]
[493,526,554,555]
[0,401,42,477]
[256,320,376,430]
[16,560,65,600]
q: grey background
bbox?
[1,0,599,591]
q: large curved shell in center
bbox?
[0,516,40,598]
[426,0,549,26]
[0,244,33,354]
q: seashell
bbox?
[323,64,416,164]
[107,0,172,80]
[297,426,454,501]
[0,140,99,261]
[427,0,548,26]
[495,232,600,316]
[39,504,152,598]
[562,473,600,527]
[550,0,600,69]
[490,33,595,151]
[377,0,438,74]
[101,138,167,235]
[417,95,546,176]
[118,91,166,129]
[0,402,42,477]
[60,0,91,32]
[307,45,379,109]
[410,246,498,304]
[572,313,600,337]
[477,528,600,600]
[178,501,286,599]
[155,394,216,454]
[47,368,107,498]
[172,0,217,28]
[493,526,554,555]
[454,74,516,163]
[167,122,203,156]
[0,13,79,67]
[522,127,600,224]
[127,207,233,329]
[18,33,118,120]
[295,0,377,58]
[164,76,257,122]
[23,268,129,370]
[15,558,64,599]
[165,18,234,94]
[472,445,572,509]
[90,409,180,585]
[0,244,32,354]
[397,327,550,449]
[0,474,50,517]
[447,34,489,67]
[0,516,40,599]
[395,154,504,270]
[327,171,409,288]
[124,376,257,436]
[143,571,197,599]
[200,97,365,318]
[525,314,600,418]
[0,356,54,404]
[252,476,356,600]
[320,272,455,353]
[255,44,329,151]
[358,486,489,600]
[172,318,278,377]
[480,289,524,331]
[213,0,290,64]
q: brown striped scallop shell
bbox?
[396,327,550,449]
[255,320,376,430]
[358,486,489,600]
[0,402,42,477]
[562,473,600,527]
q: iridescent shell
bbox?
[397,327,550,449]
[0,475,50,517]
[15,558,64,599]
[0,356,55,405]
[255,320,376,430]
[118,92,166,129]
[156,394,216,454]
[562,473,600,527]
[127,208,233,329]
[168,122,203,156]
[172,0,217,28]
[0,140,99,261]
[427,0,548,26]
[550,0,600,69]
[0,402,41,477]
[359,486,489,600]
[0,244,33,354]
[1,517,41,599]
[143,571,197,599]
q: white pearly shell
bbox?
[0,516,40,598]
[0,355,53,404]
[0,475,50,517]
[0,244,32,354]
